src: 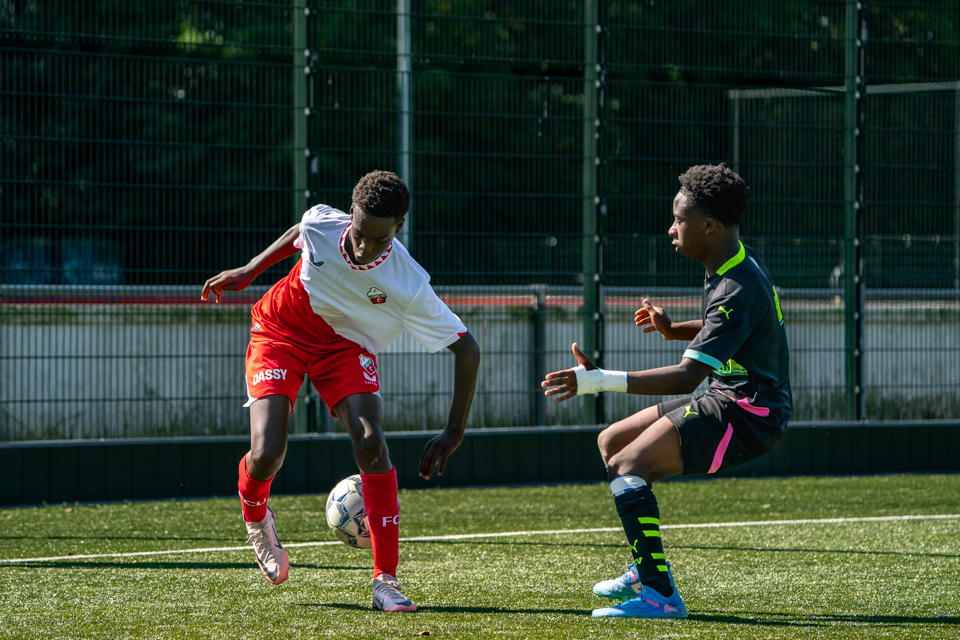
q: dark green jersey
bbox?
[683,242,793,425]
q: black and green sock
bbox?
[614,485,673,598]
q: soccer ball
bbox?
[325,475,371,549]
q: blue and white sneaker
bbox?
[592,584,687,619]
[593,561,675,602]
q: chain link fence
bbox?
[2,0,958,440]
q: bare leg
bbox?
[334,393,392,473]
[335,393,404,590]
[247,394,291,480]
[605,416,684,483]
[598,416,685,602]
[240,394,291,585]
[597,405,660,470]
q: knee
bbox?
[249,441,286,476]
[353,431,389,471]
[597,428,615,463]
[598,421,630,464]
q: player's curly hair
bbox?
[352,170,410,219]
[678,164,750,226]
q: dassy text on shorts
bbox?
[252,368,288,384]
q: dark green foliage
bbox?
[3,1,958,287]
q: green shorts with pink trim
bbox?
[657,390,787,476]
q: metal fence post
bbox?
[582,0,603,426]
[397,0,413,251]
[954,85,960,290]
[843,0,865,420]
[293,1,313,433]
[293,1,310,218]
[729,90,741,175]
[530,286,547,426]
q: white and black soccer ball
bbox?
[325,475,371,549]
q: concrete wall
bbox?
[2,300,958,441]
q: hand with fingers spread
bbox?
[418,429,464,480]
[634,299,673,336]
[201,267,258,304]
[635,298,703,342]
[541,342,598,403]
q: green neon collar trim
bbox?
[716,241,746,276]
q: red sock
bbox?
[361,468,400,578]
[237,454,274,523]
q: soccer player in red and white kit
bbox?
[201,171,480,612]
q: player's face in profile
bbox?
[347,204,405,265]
[669,191,709,260]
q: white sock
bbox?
[610,474,647,497]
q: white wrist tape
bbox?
[573,365,628,395]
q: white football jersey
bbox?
[292,205,466,355]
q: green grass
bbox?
[2,474,960,639]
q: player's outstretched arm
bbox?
[542,343,712,401]
[635,299,702,341]
[201,224,301,303]
[418,331,480,480]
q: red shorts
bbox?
[244,330,381,416]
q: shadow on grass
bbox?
[672,543,960,560]
[303,606,959,624]
[303,604,960,625]
[0,535,244,542]
[0,535,356,546]
[300,603,591,615]
[12,561,366,571]
[690,611,960,627]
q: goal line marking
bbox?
[3,513,958,565]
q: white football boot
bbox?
[245,506,289,585]
[372,574,417,612]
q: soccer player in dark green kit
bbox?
[542,164,792,618]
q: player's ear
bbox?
[394,217,405,234]
[702,215,717,235]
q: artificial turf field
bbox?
[2,474,959,639]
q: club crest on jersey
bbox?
[359,354,378,384]
[367,287,387,304]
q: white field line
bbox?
[3,513,958,565]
